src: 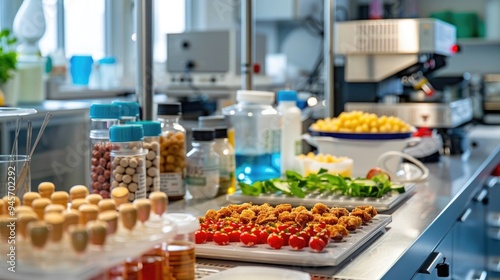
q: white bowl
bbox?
[304,135,424,179]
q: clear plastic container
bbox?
[98,57,118,89]
[166,213,199,280]
[186,128,220,199]
[89,104,122,198]
[128,121,162,197]
[276,90,302,177]
[222,90,281,184]
[109,125,147,203]
[158,103,186,201]
[112,100,140,124]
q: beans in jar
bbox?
[159,131,186,173]
[143,141,160,196]
[90,142,113,198]
[111,155,146,202]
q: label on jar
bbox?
[160,172,185,197]
[219,154,235,193]
[186,165,219,187]
[135,173,147,199]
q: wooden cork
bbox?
[44,212,65,242]
[32,198,51,219]
[119,203,137,231]
[86,194,103,206]
[28,221,50,249]
[78,204,99,225]
[44,204,66,214]
[50,191,69,208]
[38,182,55,199]
[111,187,129,207]
[149,192,167,216]
[63,209,81,232]
[98,199,116,213]
[98,210,118,235]
[133,198,151,224]
[23,192,41,207]
[17,212,38,239]
[87,220,108,246]
[70,198,87,211]
[68,224,89,253]
[69,185,89,201]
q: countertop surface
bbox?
[169,125,500,279]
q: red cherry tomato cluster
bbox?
[196,219,330,253]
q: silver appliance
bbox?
[335,19,473,129]
[164,30,273,92]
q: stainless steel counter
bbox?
[169,125,500,280]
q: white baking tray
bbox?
[226,184,416,211]
[196,214,392,267]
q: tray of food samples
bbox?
[226,167,416,211]
[195,203,391,267]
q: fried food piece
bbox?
[274,203,292,214]
[320,213,339,225]
[329,207,350,218]
[240,209,255,224]
[204,209,218,221]
[216,207,232,220]
[291,206,308,213]
[228,203,253,214]
[355,205,378,217]
[327,224,349,241]
[278,211,296,223]
[250,203,273,215]
[256,212,277,225]
[311,203,329,215]
[338,215,362,231]
[350,209,372,223]
[295,211,313,228]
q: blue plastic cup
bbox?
[70,55,94,85]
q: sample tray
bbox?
[0,221,176,280]
[227,184,416,211]
[196,214,392,267]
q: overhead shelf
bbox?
[458,38,500,46]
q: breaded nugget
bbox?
[311,203,329,215]
[338,215,362,231]
[278,211,296,223]
[291,205,308,213]
[350,209,372,223]
[320,213,339,225]
[216,207,232,219]
[329,207,350,218]
[274,203,292,214]
[327,224,349,241]
[355,205,378,217]
[240,209,255,224]
[295,211,313,228]
[204,209,218,221]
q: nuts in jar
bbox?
[111,155,146,202]
[159,131,186,173]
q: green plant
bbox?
[0,29,18,85]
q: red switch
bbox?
[253,63,261,74]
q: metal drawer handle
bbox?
[466,270,487,280]
[459,208,472,223]
[419,252,442,274]
[485,176,499,188]
[474,189,488,203]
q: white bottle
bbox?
[276,90,302,176]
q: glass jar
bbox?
[129,121,161,197]
[198,116,236,194]
[222,90,281,184]
[213,127,235,195]
[112,100,140,124]
[165,213,199,280]
[109,125,147,203]
[158,103,186,201]
[89,104,122,199]
[186,128,219,200]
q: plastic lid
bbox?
[277,90,298,102]
[89,104,121,119]
[214,127,228,139]
[236,90,275,105]
[157,102,181,116]
[109,124,144,142]
[128,121,161,137]
[192,128,215,141]
[112,101,140,117]
[99,57,117,64]
[198,115,228,128]
[165,213,199,235]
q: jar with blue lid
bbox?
[89,103,121,199]
[128,121,161,197]
[109,124,147,203]
[112,100,140,124]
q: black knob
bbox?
[436,258,450,278]
[181,41,190,49]
[186,60,195,70]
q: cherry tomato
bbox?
[213,231,230,246]
[299,231,311,246]
[195,230,208,244]
[289,234,306,250]
[229,230,242,242]
[317,230,330,245]
[240,232,259,247]
[281,231,292,246]
[222,226,234,234]
[206,230,214,242]
[309,236,327,252]
[277,224,289,232]
[288,224,300,234]
[267,233,284,250]
[258,229,270,244]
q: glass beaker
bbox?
[0,155,31,199]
